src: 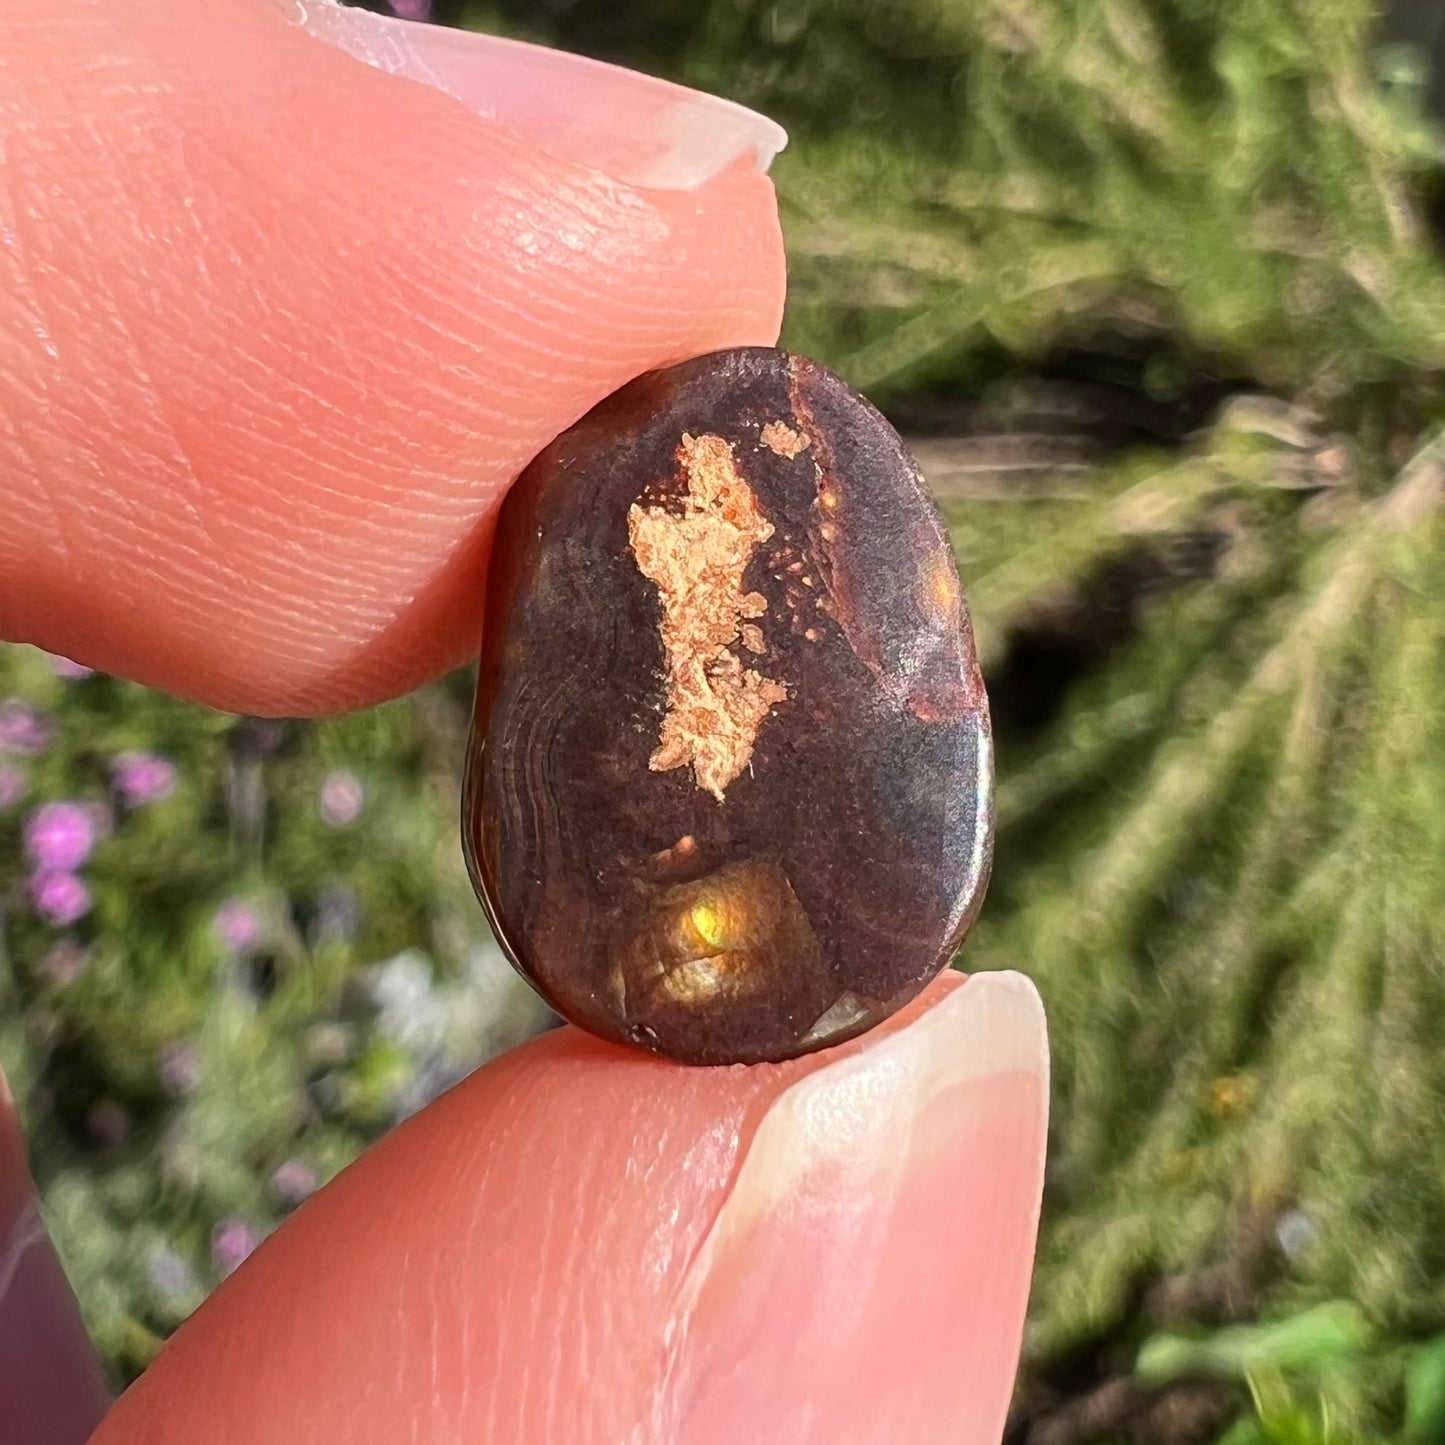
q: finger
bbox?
[0,1,786,715]
[0,1074,111,1445]
[93,972,1048,1445]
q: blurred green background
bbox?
[4,1,1445,1440]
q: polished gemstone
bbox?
[463,347,992,1065]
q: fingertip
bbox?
[0,1,787,714]
[290,6,788,192]
[93,974,1047,1443]
[665,972,1048,1444]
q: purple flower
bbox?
[211,1218,261,1277]
[389,0,431,18]
[83,800,113,842]
[113,751,177,808]
[0,763,25,811]
[269,1160,319,1207]
[1275,1208,1318,1262]
[87,1101,129,1149]
[227,717,288,761]
[213,899,263,953]
[145,1243,197,1303]
[313,883,361,944]
[45,652,94,681]
[159,1042,201,1097]
[318,770,364,828]
[30,871,92,926]
[0,700,55,757]
[40,938,90,987]
[24,801,96,872]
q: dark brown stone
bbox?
[463,347,992,1065]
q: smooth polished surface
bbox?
[465,348,992,1064]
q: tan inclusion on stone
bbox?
[628,432,788,801]
[759,419,811,459]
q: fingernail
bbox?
[662,972,1049,1445]
[289,2,787,190]
[0,1073,111,1442]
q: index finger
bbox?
[0,0,785,715]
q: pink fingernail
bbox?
[658,971,1049,1445]
[289,2,787,190]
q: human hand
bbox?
[0,4,1049,1441]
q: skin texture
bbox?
[4,973,1049,1445]
[0,0,785,714]
[91,972,1047,1445]
[0,6,1050,1440]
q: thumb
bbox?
[91,972,1048,1445]
[0,0,786,714]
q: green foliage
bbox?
[1138,1304,1374,1387]
[963,441,1445,1365]
[1402,1335,1445,1442]
[458,1,1445,1434]
[0,650,549,1374]
[458,2,1445,1437]
[465,0,1445,407]
[1132,1311,1445,1444]
[1221,1376,1359,1445]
